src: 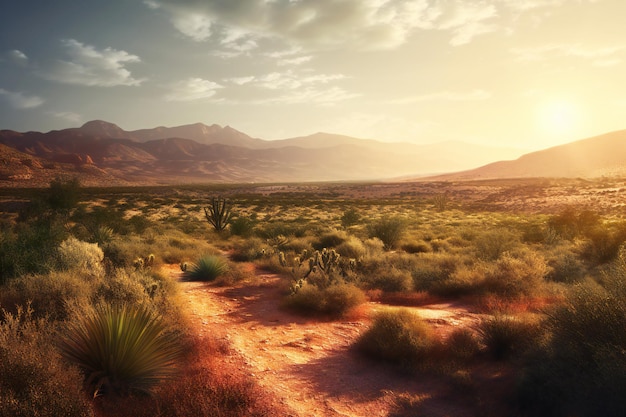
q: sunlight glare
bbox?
[537,100,581,138]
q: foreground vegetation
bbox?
[1,177,626,416]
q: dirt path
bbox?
[170,265,488,417]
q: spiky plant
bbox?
[203,197,232,232]
[184,255,229,281]
[58,303,183,397]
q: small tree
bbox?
[203,197,232,232]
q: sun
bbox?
[537,99,581,138]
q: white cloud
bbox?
[165,77,223,101]
[40,39,144,87]
[512,44,624,66]
[226,76,256,85]
[0,88,44,109]
[49,111,82,124]
[8,49,29,66]
[263,86,359,105]
[172,12,213,41]
[147,0,604,49]
[389,89,492,104]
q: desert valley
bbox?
[2,121,626,416]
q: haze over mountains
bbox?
[0,120,522,186]
[0,120,624,186]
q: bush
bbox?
[362,268,413,293]
[478,314,544,360]
[229,216,256,237]
[313,229,348,250]
[481,251,549,299]
[517,270,626,417]
[283,282,365,316]
[357,309,436,365]
[184,255,230,282]
[368,217,406,251]
[341,208,361,228]
[474,229,519,261]
[57,236,104,277]
[335,236,367,259]
[0,306,93,417]
[58,303,183,397]
[0,271,93,321]
[445,328,481,362]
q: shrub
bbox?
[0,306,93,417]
[517,269,626,417]
[478,314,544,360]
[0,271,93,321]
[368,216,406,251]
[481,251,549,299]
[283,282,365,316]
[184,255,229,282]
[313,229,348,250]
[229,216,256,237]
[401,241,431,254]
[362,268,413,293]
[341,208,361,228]
[57,236,105,277]
[357,308,436,365]
[474,229,519,261]
[335,236,367,259]
[58,303,183,397]
[445,328,481,362]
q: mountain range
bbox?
[0,120,522,186]
[0,120,624,186]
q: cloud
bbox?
[0,88,44,109]
[7,49,29,66]
[436,2,499,46]
[49,111,82,124]
[164,77,223,101]
[40,39,144,87]
[389,89,492,104]
[512,44,624,66]
[263,85,359,105]
[147,0,604,50]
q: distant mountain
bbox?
[429,130,626,181]
[0,120,524,186]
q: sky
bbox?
[1,0,625,151]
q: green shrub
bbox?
[517,267,626,417]
[401,241,431,254]
[357,309,436,365]
[445,328,481,362]
[362,268,413,293]
[58,303,183,397]
[368,217,406,251]
[335,236,367,259]
[481,251,549,299]
[0,271,93,321]
[229,216,256,237]
[478,314,544,360]
[0,306,93,417]
[341,208,361,228]
[57,236,104,277]
[474,229,519,261]
[283,282,365,316]
[546,250,586,283]
[184,255,229,282]
[313,229,348,250]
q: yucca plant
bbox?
[184,255,229,281]
[58,303,183,397]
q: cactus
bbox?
[204,197,232,232]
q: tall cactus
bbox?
[204,197,232,232]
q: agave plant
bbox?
[184,255,229,281]
[58,303,183,397]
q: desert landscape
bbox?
[3,1,626,415]
[2,174,626,416]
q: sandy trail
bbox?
[171,265,487,417]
